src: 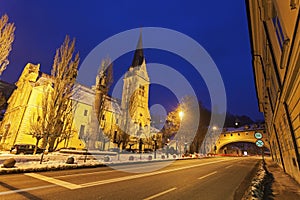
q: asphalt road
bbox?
[0,157,260,200]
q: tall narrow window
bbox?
[84,109,88,116]
[272,16,285,50]
[139,85,145,96]
[79,125,85,138]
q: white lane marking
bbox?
[25,173,81,190]
[198,171,217,180]
[143,187,177,200]
[54,162,168,178]
[81,159,229,188]
[54,170,114,178]
[0,185,54,196]
[225,165,233,169]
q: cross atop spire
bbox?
[131,30,144,68]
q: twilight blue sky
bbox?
[0,0,264,121]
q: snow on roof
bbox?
[222,124,265,133]
[105,98,122,115]
[150,126,161,134]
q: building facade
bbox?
[0,63,85,150]
[0,34,158,152]
[121,33,152,149]
[72,83,122,150]
[247,0,300,183]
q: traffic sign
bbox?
[256,139,264,147]
[254,132,263,139]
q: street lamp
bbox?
[166,138,170,158]
[210,126,219,155]
[152,135,157,159]
[184,142,188,155]
[179,111,184,121]
[139,138,143,159]
[178,111,184,155]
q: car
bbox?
[10,144,44,154]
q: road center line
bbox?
[143,187,177,200]
[25,173,82,190]
[225,165,233,169]
[198,171,217,180]
[0,185,54,196]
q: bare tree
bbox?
[46,35,80,151]
[162,106,181,142]
[0,14,15,76]
[93,58,113,149]
[162,96,201,153]
[0,91,6,110]
[94,57,113,120]
[29,116,44,154]
[27,87,52,154]
[119,87,141,150]
[51,100,76,150]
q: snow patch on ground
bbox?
[0,151,202,174]
[242,161,267,200]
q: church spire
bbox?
[131,30,144,67]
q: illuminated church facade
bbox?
[0,33,159,151]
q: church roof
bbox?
[131,31,144,68]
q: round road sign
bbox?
[256,139,264,147]
[254,132,263,139]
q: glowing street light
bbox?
[179,111,184,121]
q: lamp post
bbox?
[166,138,170,158]
[139,138,143,159]
[184,142,188,155]
[178,111,184,156]
[209,126,218,155]
[152,135,157,159]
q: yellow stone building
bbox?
[0,33,158,152]
[0,63,85,150]
[0,63,123,151]
[72,84,122,150]
[247,0,300,183]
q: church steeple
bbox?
[131,31,144,68]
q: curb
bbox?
[0,156,209,175]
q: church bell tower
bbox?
[121,32,151,139]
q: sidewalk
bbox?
[264,157,300,199]
[0,151,203,174]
